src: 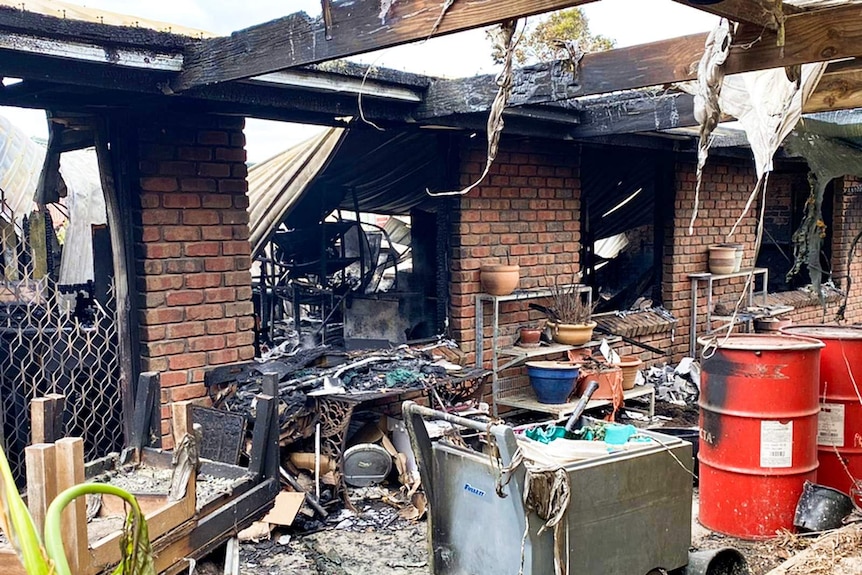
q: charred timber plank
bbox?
[806,68,862,113]
[670,0,799,29]
[154,478,279,575]
[416,33,708,117]
[423,4,862,115]
[0,6,191,50]
[571,92,696,138]
[129,372,159,453]
[247,394,274,480]
[172,0,598,91]
[95,122,137,447]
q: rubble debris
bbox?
[640,358,700,404]
[93,464,235,509]
[238,521,273,543]
[215,343,487,448]
[262,491,306,527]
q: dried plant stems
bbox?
[550,276,592,324]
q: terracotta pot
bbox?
[718,242,744,272]
[518,327,542,347]
[480,264,520,296]
[754,317,793,334]
[548,321,596,346]
[576,365,624,401]
[708,245,737,275]
[567,348,593,364]
[617,355,643,390]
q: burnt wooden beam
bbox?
[572,92,695,138]
[417,33,709,117]
[0,6,192,50]
[172,0,598,91]
[422,3,862,116]
[671,0,800,29]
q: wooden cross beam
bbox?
[670,0,800,30]
[171,0,598,92]
[419,3,862,118]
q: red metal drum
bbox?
[698,334,824,539]
[780,326,862,502]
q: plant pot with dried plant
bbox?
[545,277,597,346]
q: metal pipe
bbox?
[403,402,507,435]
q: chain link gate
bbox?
[0,208,125,485]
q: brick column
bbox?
[132,113,255,446]
[664,159,760,360]
[450,138,581,364]
[833,177,862,323]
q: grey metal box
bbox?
[406,406,692,575]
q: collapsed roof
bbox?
[0,0,859,146]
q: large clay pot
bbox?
[576,365,623,401]
[719,242,744,272]
[548,321,596,345]
[708,245,737,275]
[617,355,643,390]
[480,264,520,296]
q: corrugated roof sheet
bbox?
[0,0,213,37]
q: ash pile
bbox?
[208,341,486,445]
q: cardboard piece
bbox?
[237,521,272,543]
[261,491,306,527]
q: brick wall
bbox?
[449,141,862,409]
[450,138,581,363]
[132,113,255,446]
[831,177,862,323]
[661,158,762,358]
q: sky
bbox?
[2,0,719,162]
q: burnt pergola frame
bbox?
[0,1,859,139]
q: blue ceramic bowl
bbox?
[526,361,580,404]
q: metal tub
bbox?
[403,402,693,575]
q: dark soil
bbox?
[654,400,700,427]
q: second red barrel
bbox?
[698,334,824,539]
[780,325,862,501]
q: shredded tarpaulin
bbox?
[428,19,518,197]
[685,19,825,240]
[689,19,732,236]
[498,445,571,575]
[520,467,570,575]
[783,123,862,300]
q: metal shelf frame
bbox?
[688,267,774,357]
[474,285,592,416]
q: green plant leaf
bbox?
[46,483,154,575]
[0,445,52,575]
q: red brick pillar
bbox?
[833,177,862,323]
[449,139,581,366]
[133,113,255,447]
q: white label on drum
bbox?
[818,403,845,447]
[760,420,793,468]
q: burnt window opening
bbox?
[757,167,834,292]
[580,146,673,313]
[254,206,448,352]
[248,128,457,353]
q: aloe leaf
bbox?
[46,483,154,575]
[0,445,52,575]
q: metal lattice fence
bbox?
[0,217,123,485]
